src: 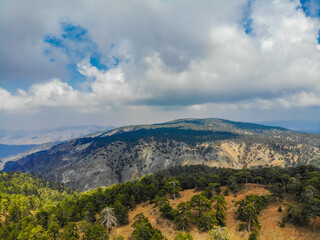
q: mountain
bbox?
[259,120,320,134]
[0,125,114,145]
[0,144,38,159]
[0,125,115,171]
[2,118,320,191]
[0,142,59,171]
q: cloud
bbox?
[0,59,134,112]
[0,0,320,125]
[0,79,82,112]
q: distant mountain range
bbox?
[0,144,38,159]
[2,118,320,191]
[259,120,320,134]
[0,125,114,145]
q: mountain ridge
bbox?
[2,118,320,191]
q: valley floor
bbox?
[112,184,319,240]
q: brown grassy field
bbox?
[111,184,320,240]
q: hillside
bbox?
[113,185,319,240]
[2,118,320,191]
[0,165,319,239]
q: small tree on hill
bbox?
[165,180,182,199]
[198,211,218,231]
[131,213,165,240]
[208,226,230,240]
[190,194,212,218]
[227,175,242,193]
[305,197,320,232]
[213,195,227,227]
[270,184,284,202]
[243,203,260,232]
[112,201,128,226]
[174,202,192,232]
[83,225,109,240]
[99,207,117,233]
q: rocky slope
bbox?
[2,118,320,191]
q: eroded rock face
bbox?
[3,118,320,191]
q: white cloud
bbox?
[0,61,133,111]
[29,79,82,108]
[0,88,32,111]
[0,0,320,126]
[77,59,134,104]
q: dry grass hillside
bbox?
[111,184,319,240]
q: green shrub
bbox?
[238,223,246,232]
[248,231,258,240]
[223,188,229,196]
[174,231,193,240]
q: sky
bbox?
[1,0,320,131]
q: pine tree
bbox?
[198,211,218,231]
[190,194,212,218]
[243,204,260,232]
[83,224,109,240]
[61,222,79,240]
[174,202,192,232]
[213,195,227,227]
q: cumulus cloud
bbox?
[0,79,81,111]
[0,0,320,124]
[0,59,134,112]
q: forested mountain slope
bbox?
[2,118,320,191]
[0,165,319,239]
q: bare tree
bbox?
[99,207,117,233]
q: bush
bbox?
[174,231,193,240]
[112,236,124,240]
[159,203,175,220]
[249,231,258,240]
[278,220,286,228]
[223,188,229,196]
[238,223,246,232]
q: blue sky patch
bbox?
[42,22,122,88]
[242,0,254,34]
[43,23,121,73]
[90,55,108,70]
[61,23,89,42]
[44,35,64,48]
[66,64,87,89]
[44,22,99,62]
[112,56,120,67]
[299,0,320,17]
